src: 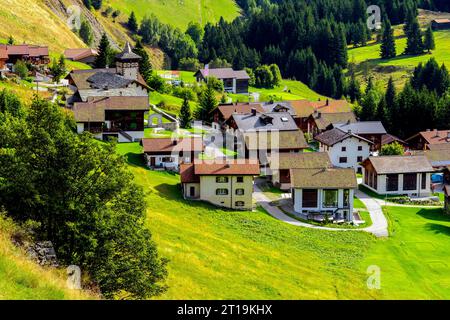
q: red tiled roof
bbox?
[141,138,204,153]
[28,46,49,57]
[216,103,264,121]
[0,46,7,60]
[64,48,98,60]
[289,99,351,118]
[6,45,29,55]
[180,163,200,183]
[408,130,450,145]
[193,160,260,175]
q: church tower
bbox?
[115,42,141,80]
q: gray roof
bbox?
[197,68,250,80]
[315,128,373,146]
[364,156,434,174]
[232,112,298,132]
[116,42,141,61]
[262,102,297,116]
[290,168,357,189]
[333,121,387,135]
[87,72,133,89]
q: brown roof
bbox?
[216,103,264,121]
[407,130,450,146]
[362,156,434,174]
[311,112,357,131]
[270,152,331,170]
[433,19,450,23]
[193,159,260,175]
[290,168,357,189]
[28,46,49,57]
[142,138,204,153]
[197,68,250,80]
[64,48,98,60]
[180,163,200,183]
[315,128,372,146]
[68,69,149,90]
[243,130,309,151]
[6,45,29,55]
[381,134,407,146]
[0,46,7,60]
[289,99,351,118]
[72,96,149,122]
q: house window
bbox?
[341,146,347,152]
[386,174,399,192]
[358,146,363,151]
[343,189,350,207]
[216,177,229,183]
[235,201,245,207]
[216,188,229,195]
[339,157,348,163]
[236,176,244,183]
[236,189,245,195]
[421,173,427,190]
[323,189,339,208]
[357,156,363,162]
[302,189,318,208]
[161,157,174,163]
[403,173,417,191]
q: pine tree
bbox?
[347,74,361,103]
[94,33,111,68]
[423,25,435,53]
[179,96,192,129]
[79,20,93,46]
[385,77,397,127]
[404,12,424,55]
[133,39,153,84]
[7,35,14,45]
[380,19,396,59]
[197,84,217,122]
[128,11,138,33]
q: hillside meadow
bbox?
[116,143,450,300]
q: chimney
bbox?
[173,139,178,146]
[317,112,322,119]
[434,129,439,137]
[251,108,257,116]
[348,129,352,134]
[326,99,329,106]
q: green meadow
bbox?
[104,0,241,30]
[116,143,450,300]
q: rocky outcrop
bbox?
[26,241,59,267]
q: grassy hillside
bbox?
[349,29,450,87]
[116,143,450,300]
[104,0,241,30]
[0,0,85,52]
[0,217,93,299]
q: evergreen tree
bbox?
[179,96,192,129]
[423,25,435,53]
[133,39,153,84]
[359,89,379,121]
[83,0,92,9]
[7,35,14,45]
[380,19,396,59]
[347,74,361,103]
[127,11,138,33]
[79,20,93,46]
[94,33,111,68]
[197,84,217,122]
[404,12,424,55]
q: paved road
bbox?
[254,185,389,238]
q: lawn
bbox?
[115,143,450,299]
[360,206,450,299]
[116,143,377,299]
[104,0,240,31]
[348,30,450,87]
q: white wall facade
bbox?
[319,136,370,173]
[363,170,432,197]
[293,188,354,221]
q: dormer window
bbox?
[281,117,289,122]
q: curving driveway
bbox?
[254,185,389,238]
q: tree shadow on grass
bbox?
[425,223,450,236]
[416,208,450,222]
[123,152,147,168]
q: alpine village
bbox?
[1,0,450,302]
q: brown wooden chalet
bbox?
[195,68,250,94]
[432,19,450,30]
[0,44,50,66]
[406,129,450,150]
[212,102,264,128]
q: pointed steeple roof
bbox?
[116,42,141,61]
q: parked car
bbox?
[431,173,444,184]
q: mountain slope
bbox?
[0,217,93,299]
[104,0,241,30]
[0,0,85,52]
